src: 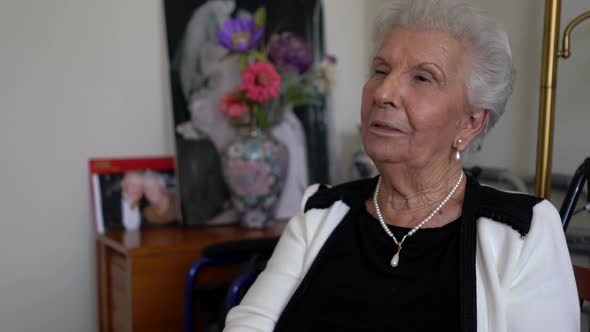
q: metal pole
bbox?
[535,0,561,198]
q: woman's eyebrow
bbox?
[372,56,388,65]
[418,62,447,83]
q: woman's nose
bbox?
[374,74,401,109]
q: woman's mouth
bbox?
[370,121,405,136]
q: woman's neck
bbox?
[374,161,464,227]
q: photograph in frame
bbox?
[89,157,179,233]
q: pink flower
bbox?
[241,62,281,103]
[219,92,249,119]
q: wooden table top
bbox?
[97,222,287,257]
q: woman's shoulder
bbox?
[474,185,567,281]
[303,177,378,213]
[476,183,551,238]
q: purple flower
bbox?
[218,17,264,52]
[268,32,313,74]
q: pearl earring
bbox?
[455,138,463,161]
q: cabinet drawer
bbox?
[110,252,131,332]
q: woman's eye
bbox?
[374,69,388,76]
[414,75,431,83]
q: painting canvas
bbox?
[163,0,330,226]
[89,157,179,233]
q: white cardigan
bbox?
[225,178,580,332]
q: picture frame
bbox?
[89,157,178,233]
[163,0,330,226]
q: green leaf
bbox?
[239,53,249,72]
[287,90,304,105]
[254,7,267,28]
[252,50,268,62]
[232,90,247,99]
[253,108,269,129]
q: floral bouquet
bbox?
[217,7,336,129]
[216,7,335,228]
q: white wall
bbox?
[467,0,545,176]
[0,0,173,331]
[324,0,368,182]
[553,1,590,176]
[0,0,588,330]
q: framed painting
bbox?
[163,0,330,226]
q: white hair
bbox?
[373,0,515,151]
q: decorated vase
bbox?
[222,128,289,228]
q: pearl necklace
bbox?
[373,172,464,268]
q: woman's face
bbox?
[361,27,470,170]
[121,172,144,203]
[143,175,166,205]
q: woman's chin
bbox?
[364,143,405,165]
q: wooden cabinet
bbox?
[97,224,284,332]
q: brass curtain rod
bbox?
[536,1,590,198]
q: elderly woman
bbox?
[224,0,579,331]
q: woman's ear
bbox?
[458,110,489,149]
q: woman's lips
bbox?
[369,120,406,136]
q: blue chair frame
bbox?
[225,272,257,311]
[184,238,279,332]
[184,256,245,332]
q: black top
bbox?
[274,204,461,332]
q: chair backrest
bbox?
[560,157,590,231]
[223,239,279,312]
[185,237,279,332]
[573,265,590,304]
[560,158,590,310]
